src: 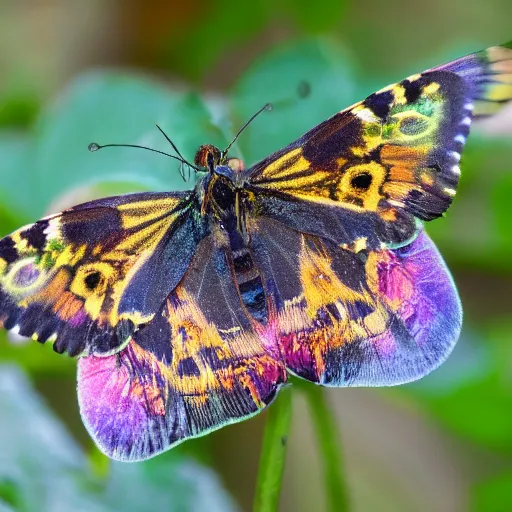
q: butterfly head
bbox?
[194,144,223,172]
[193,103,272,176]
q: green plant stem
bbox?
[253,386,293,512]
[300,381,349,512]
[89,447,111,480]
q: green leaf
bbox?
[0,479,21,510]
[0,365,94,512]
[284,0,348,32]
[0,330,75,376]
[162,0,272,81]
[0,71,41,131]
[403,322,512,452]
[426,135,512,273]
[0,91,39,130]
[472,471,512,512]
[0,133,32,231]
[0,501,14,512]
[231,37,356,165]
[0,365,237,511]
[491,172,512,255]
[0,202,27,239]
[20,72,228,218]
[103,453,236,512]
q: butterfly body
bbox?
[1,42,511,461]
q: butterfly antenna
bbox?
[155,124,193,164]
[88,142,198,182]
[223,103,273,156]
[88,142,187,162]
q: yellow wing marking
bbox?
[54,244,86,268]
[391,84,408,105]
[299,239,365,319]
[473,45,512,116]
[2,258,48,297]
[115,213,179,253]
[278,237,389,350]
[261,170,332,195]
[155,287,272,403]
[336,162,387,211]
[118,197,182,229]
[423,82,440,95]
[257,148,309,181]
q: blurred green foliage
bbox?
[473,471,512,512]
[162,0,349,80]
[0,366,235,512]
[0,3,511,510]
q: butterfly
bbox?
[0,43,511,462]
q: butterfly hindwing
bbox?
[248,217,461,386]
[0,192,204,356]
[78,232,286,461]
[246,42,512,246]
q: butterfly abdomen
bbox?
[231,248,267,324]
[221,212,268,324]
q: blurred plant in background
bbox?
[0,1,511,511]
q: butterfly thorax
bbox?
[206,173,237,216]
[194,144,248,220]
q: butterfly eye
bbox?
[351,173,373,190]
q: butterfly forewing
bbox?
[246,43,512,242]
[0,192,203,356]
[434,43,512,118]
[239,42,511,386]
